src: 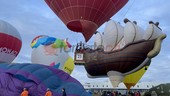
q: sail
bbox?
[143,23,163,40]
[124,22,144,44]
[103,20,124,52]
[94,32,103,49]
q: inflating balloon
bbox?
[123,60,151,90]
[0,20,22,63]
[45,0,128,41]
[31,35,74,74]
[74,19,166,87]
[0,63,90,96]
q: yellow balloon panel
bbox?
[63,56,75,74]
[123,66,149,90]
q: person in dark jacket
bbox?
[62,88,67,96]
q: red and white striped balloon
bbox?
[0,20,22,63]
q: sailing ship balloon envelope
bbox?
[74,19,166,87]
[45,0,128,42]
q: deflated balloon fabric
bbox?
[0,63,91,96]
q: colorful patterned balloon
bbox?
[31,35,74,74]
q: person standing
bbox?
[21,88,29,96]
[45,88,52,96]
[62,88,67,96]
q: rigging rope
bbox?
[117,0,136,22]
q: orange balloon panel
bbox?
[45,0,128,41]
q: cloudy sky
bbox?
[0,0,170,83]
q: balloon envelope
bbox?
[31,35,74,74]
[0,20,22,63]
[45,0,128,41]
[0,63,90,96]
[123,65,149,90]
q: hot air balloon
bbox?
[74,19,166,87]
[0,63,90,96]
[123,60,151,90]
[31,35,74,74]
[45,0,128,42]
[0,20,22,63]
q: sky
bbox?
[0,0,170,83]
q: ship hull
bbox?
[83,40,155,76]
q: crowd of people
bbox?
[91,90,159,96]
[20,88,67,96]
[103,91,141,96]
[90,90,143,96]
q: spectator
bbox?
[45,88,52,96]
[62,88,67,96]
[20,88,29,96]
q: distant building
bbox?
[148,83,170,96]
[81,81,165,95]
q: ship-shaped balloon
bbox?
[45,0,128,42]
[74,19,166,87]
